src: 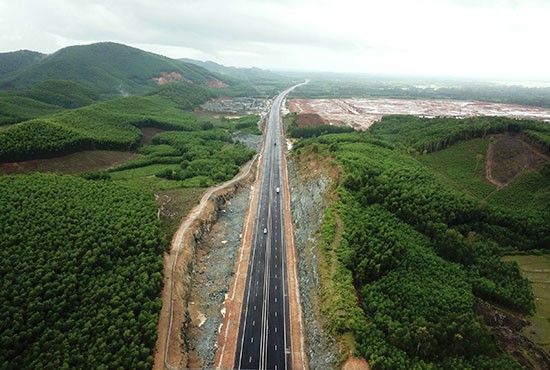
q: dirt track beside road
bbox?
[153,155,258,370]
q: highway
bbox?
[234,83,305,370]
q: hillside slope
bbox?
[0,50,46,78]
[0,42,229,94]
[181,58,282,81]
[181,58,294,97]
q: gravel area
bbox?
[187,186,252,369]
[287,156,339,370]
[232,131,262,151]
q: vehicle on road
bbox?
[263,228,267,234]
[276,187,280,193]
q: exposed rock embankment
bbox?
[187,185,252,369]
[287,156,339,369]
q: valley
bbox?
[0,40,548,370]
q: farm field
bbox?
[288,98,550,130]
[502,255,550,352]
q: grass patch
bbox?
[416,138,494,199]
[109,164,181,180]
[155,188,205,237]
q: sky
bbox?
[1,0,549,81]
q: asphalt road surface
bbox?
[234,83,306,370]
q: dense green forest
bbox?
[0,174,164,369]
[368,115,550,154]
[293,115,549,369]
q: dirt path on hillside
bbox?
[153,154,258,370]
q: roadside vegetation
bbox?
[292,115,549,369]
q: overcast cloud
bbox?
[1,0,548,80]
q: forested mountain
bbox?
[0,42,229,94]
[0,50,46,78]
[181,58,283,81]
[181,58,295,97]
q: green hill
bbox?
[19,80,100,108]
[0,80,100,124]
[0,96,63,125]
[0,50,46,78]
[0,91,217,162]
[0,42,229,95]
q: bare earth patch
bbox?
[0,150,141,175]
[343,355,370,370]
[206,79,229,88]
[486,134,549,188]
[296,113,326,126]
[140,127,165,145]
[152,71,191,85]
[288,98,550,130]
